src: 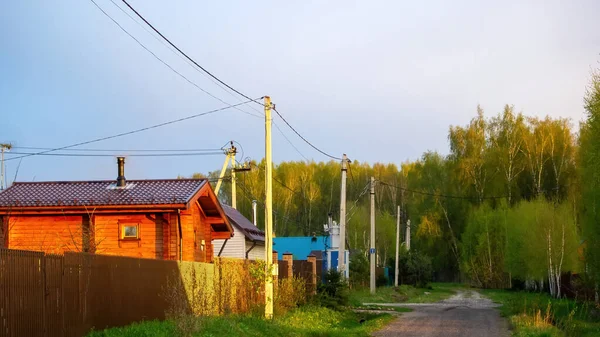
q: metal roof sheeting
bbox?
[0,179,207,207]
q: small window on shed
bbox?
[120,224,139,239]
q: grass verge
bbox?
[349,282,461,307]
[481,289,600,337]
[86,306,394,337]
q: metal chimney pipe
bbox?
[252,200,258,226]
[116,157,126,187]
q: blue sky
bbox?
[1,0,598,183]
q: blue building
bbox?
[273,222,349,278]
[273,236,330,260]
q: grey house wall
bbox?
[245,239,266,260]
[213,225,266,260]
[213,224,246,259]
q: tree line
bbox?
[189,69,600,297]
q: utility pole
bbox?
[252,200,258,226]
[0,143,12,190]
[338,154,348,277]
[395,205,400,287]
[264,96,274,319]
[370,176,376,294]
[214,142,235,196]
[405,219,411,251]
[231,147,236,209]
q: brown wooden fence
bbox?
[0,248,193,337]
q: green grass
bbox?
[86,306,394,337]
[481,289,600,337]
[348,282,462,307]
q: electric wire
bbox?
[105,0,264,119]
[120,0,258,104]
[272,107,342,161]
[116,0,337,161]
[273,121,309,161]
[376,180,511,200]
[5,98,261,162]
[89,0,262,119]
[12,146,223,152]
[5,151,224,157]
[100,0,339,162]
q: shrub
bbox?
[316,269,349,309]
[349,252,369,288]
[398,250,433,288]
[275,276,307,314]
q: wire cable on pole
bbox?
[6,98,261,162]
[106,0,264,118]
[273,122,309,161]
[376,180,510,200]
[12,146,223,152]
[120,0,257,104]
[5,151,224,157]
[273,108,342,161]
[89,0,263,119]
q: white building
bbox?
[213,204,265,260]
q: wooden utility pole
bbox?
[395,205,400,287]
[338,154,348,276]
[405,219,411,251]
[370,176,376,294]
[264,96,274,319]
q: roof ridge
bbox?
[12,178,207,184]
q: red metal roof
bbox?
[0,179,207,208]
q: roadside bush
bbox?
[398,249,433,288]
[349,251,369,288]
[275,276,307,314]
[316,269,349,309]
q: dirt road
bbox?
[368,290,510,337]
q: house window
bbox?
[121,224,139,240]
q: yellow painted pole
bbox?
[214,153,231,195]
[264,96,274,319]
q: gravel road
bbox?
[368,290,510,337]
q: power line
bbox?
[89,0,262,119]
[12,146,223,152]
[5,151,223,157]
[105,0,264,119]
[273,107,342,161]
[99,0,339,163]
[5,98,261,162]
[107,0,340,162]
[376,180,510,200]
[120,0,258,104]
[273,122,309,161]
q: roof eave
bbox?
[0,203,188,214]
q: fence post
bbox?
[283,252,293,279]
[307,254,317,295]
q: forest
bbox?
[193,70,600,296]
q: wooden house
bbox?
[213,204,265,260]
[0,157,233,262]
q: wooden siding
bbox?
[213,224,246,259]
[246,240,266,260]
[180,203,213,263]
[93,214,165,259]
[8,215,85,254]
